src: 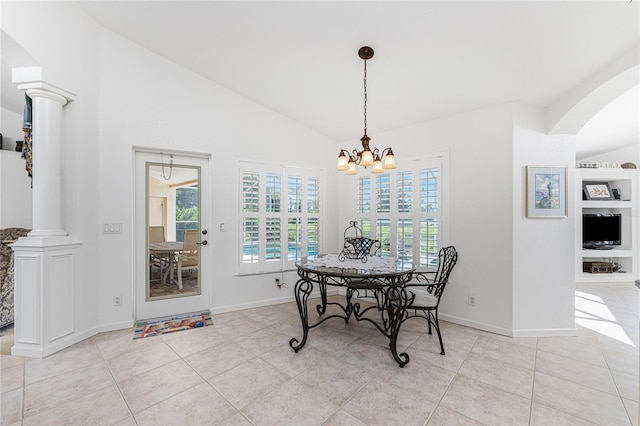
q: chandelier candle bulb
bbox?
[360,148,374,166]
[336,151,349,171]
[372,159,384,173]
[383,149,396,169]
[346,160,358,175]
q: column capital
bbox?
[12,66,76,103]
[26,88,69,106]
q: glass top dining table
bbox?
[290,254,416,367]
[149,241,183,285]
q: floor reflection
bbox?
[149,268,198,298]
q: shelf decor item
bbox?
[526,166,567,218]
[583,261,613,273]
[583,181,614,201]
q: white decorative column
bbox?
[27,88,68,237]
[10,68,83,358]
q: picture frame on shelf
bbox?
[526,166,567,218]
[612,188,621,200]
[583,181,614,201]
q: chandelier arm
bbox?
[351,148,361,164]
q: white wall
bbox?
[3,1,342,337]
[512,104,576,335]
[0,107,32,229]
[97,28,340,325]
[1,107,23,152]
[0,151,32,229]
[148,176,176,240]
[3,1,113,337]
[580,143,640,166]
[2,1,580,340]
[338,102,577,336]
[339,103,518,334]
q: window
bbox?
[357,155,444,269]
[238,161,324,274]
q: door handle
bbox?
[197,240,208,246]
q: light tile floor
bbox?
[0,282,638,425]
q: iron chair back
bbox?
[176,230,199,290]
[420,245,458,300]
[403,245,458,355]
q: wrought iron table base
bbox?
[289,276,412,367]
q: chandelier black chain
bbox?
[363,59,368,136]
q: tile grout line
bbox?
[528,337,539,426]
[97,338,138,425]
[425,332,481,425]
[20,354,26,425]
[174,339,258,426]
[3,282,638,425]
[598,324,636,426]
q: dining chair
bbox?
[177,230,199,290]
[149,226,165,243]
[402,245,458,355]
[340,221,385,317]
[149,226,168,282]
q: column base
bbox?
[28,229,69,238]
[10,235,82,358]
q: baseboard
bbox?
[12,326,100,358]
[440,313,578,338]
[211,288,340,315]
[10,319,136,358]
[439,313,513,337]
[97,320,135,333]
[510,327,578,338]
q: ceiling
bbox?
[2,1,639,159]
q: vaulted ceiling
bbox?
[2,1,639,159]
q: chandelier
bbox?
[336,46,396,175]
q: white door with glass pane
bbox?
[134,149,212,320]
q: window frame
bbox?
[356,151,448,270]
[236,159,325,275]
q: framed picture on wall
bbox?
[582,181,614,200]
[526,166,567,218]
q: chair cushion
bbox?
[408,288,438,308]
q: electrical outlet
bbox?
[468,294,476,306]
[113,296,122,306]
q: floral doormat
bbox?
[133,311,212,339]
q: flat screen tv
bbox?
[582,213,622,249]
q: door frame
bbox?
[133,146,213,320]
